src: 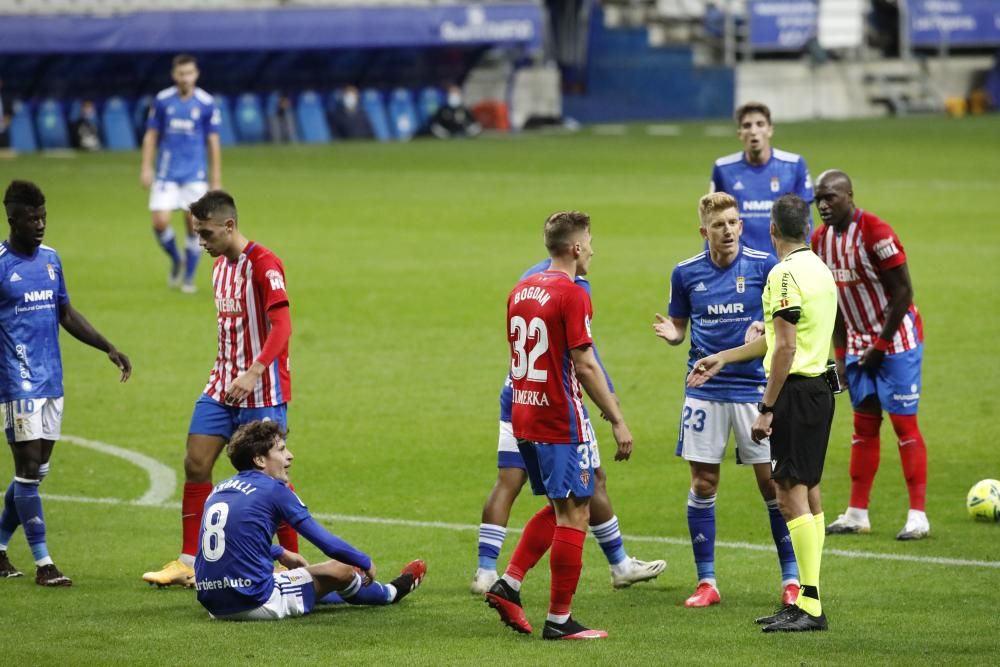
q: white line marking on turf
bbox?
[41,493,1000,570]
[61,434,176,506]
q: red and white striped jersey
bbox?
[812,208,922,357]
[203,242,291,407]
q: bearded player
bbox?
[143,190,299,586]
[812,170,929,541]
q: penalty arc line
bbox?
[47,435,1000,571]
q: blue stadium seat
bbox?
[8,101,37,153]
[133,94,152,139]
[34,99,69,149]
[234,93,266,144]
[360,89,391,142]
[213,94,238,146]
[101,96,136,151]
[387,88,419,141]
[418,87,443,129]
[295,90,331,144]
[67,98,83,123]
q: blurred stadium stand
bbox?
[0,0,995,151]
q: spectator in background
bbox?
[268,93,297,144]
[428,85,481,139]
[0,79,11,153]
[69,100,102,152]
[328,86,373,140]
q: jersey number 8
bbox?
[510,316,549,382]
[202,501,230,562]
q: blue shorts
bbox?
[845,344,923,415]
[516,440,596,499]
[189,394,288,440]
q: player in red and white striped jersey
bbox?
[143,190,299,588]
[811,170,929,541]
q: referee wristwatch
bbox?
[757,402,775,414]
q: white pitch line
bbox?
[41,493,1000,570]
[62,434,176,506]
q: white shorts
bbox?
[212,568,315,621]
[3,397,63,444]
[498,419,601,469]
[148,179,208,212]
[675,396,770,465]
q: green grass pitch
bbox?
[0,116,998,665]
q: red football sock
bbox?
[549,525,586,617]
[505,504,556,582]
[849,412,882,509]
[276,483,300,553]
[181,482,213,557]
[890,413,927,511]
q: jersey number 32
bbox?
[510,316,549,382]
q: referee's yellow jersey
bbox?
[762,247,838,377]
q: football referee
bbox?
[687,193,837,632]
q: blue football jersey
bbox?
[147,86,220,184]
[194,470,310,616]
[710,148,813,253]
[498,258,613,422]
[668,246,776,403]
[0,242,70,401]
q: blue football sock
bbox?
[477,523,506,570]
[183,233,201,282]
[155,227,182,271]
[0,480,19,548]
[318,591,345,605]
[14,481,50,564]
[338,572,394,605]
[687,489,717,582]
[767,499,799,582]
[591,515,627,566]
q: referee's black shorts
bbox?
[770,374,835,486]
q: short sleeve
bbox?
[710,164,722,193]
[252,253,289,311]
[667,266,690,319]
[863,218,907,271]
[55,256,69,306]
[797,158,814,204]
[206,100,221,135]
[146,97,164,132]
[563,287,594,351]
[770,266,802,322]
[273,483,310,526]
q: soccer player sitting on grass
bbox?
[194,420,426,620]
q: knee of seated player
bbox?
[307,560,358,596]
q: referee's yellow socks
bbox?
[787,513,822,617]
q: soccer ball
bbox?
[966,479,1000,522]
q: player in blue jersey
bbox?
[0,180,132,585]
[710,102,813,254]
[140,54,222,293]
[471,257,665,595]
[194,420,425,620]
[653,192,799,609]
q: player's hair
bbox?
[3,180,45,218]
[190,190,237,224]
[698,192,737,226]
[543,210,590,254]
[736,102,772,125]
[771,194,810,242]
[227,420,286,472]
[172,53,197,69]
